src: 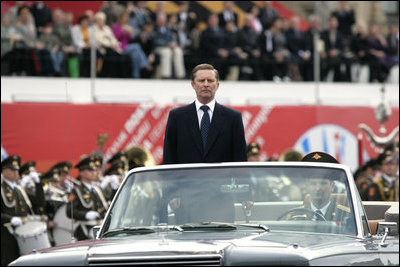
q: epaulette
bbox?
[336,204,350,213]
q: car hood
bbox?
[10,231,368,266]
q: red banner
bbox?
[1,103,398,177]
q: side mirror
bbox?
[377,222,398,236]
[92,225,101,239]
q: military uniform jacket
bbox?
[364,176,396,201]
[66,183,108,222]
[1,181,46,266]
[303,201,351,222]
[1,181,46,224]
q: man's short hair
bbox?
[191,63,219,81]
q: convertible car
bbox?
[10,162,399,266]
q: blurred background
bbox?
[1,1,399,177]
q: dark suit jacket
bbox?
[163,101,247,164]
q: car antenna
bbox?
[66,81,76,244]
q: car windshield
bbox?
[102,165,357,236]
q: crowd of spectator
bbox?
[1,1,398,82]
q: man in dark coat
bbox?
[163,63,247,164]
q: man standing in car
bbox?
[163,63,247,164]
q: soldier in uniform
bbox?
[19,161,38,196]
[1,155,46,265]
[247,142,261,162]
[51,161,75,193]
[66,156,109,241]
[362,148,398,201]
[107,150,129,172]
[41,168,64,246]
[100,161,125,203]
[282,152,354,232]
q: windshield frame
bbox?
[98,162,364,238]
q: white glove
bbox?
[85,211,100,220]
[100,176,110,190]
[109,175,120,190]
[29,171,40,183]
[20,175,32,188]
[11,217,23,227]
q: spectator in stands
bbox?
[84,9,95,26]
[127,1,151,35]
[331,1,355,48]
[93,11,124,78]
[10,7,37,76]
[237,13,262,80]
[223,20,242,80]
[7,1,34,25]
[112,11,147,78]
[176,1,197,35]
[154,12,185,79]
[30,1,52,37]
[286,15,311,81]
[258,17,290,81]
[303,14,322,81]
[1,13,18,74]
[168,13,192,78]
[350,24,370,83]
[186,20,202,73]
[386,24,399,64]
[13,7,37,48]
[36,23,62,76]
[137,21,159,78]
[248,5,263,35]
[51,8,76,76]
[71,14,96,77]
[218,1,238,30]
[367,24,397,83]
[259,1,279,32]
[320,16,345,82]
[100,1,125,27]
[200,13,229,80]
[150,1,166,24]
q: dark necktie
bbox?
[315,209,325,221]
[200,105,210,150]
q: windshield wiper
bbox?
[234,223,270,232]
[179,222,269,232]
[180,222,237,231]
[103,225,183,237]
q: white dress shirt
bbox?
[195,99,215,129]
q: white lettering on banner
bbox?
[124,105,151,134]
[152,146,163,163]
[104,105,150,161]
[242,111,252,129]
[142,139,153,151]
[125,120,151,148]
[245,106,272,143]
[104,131,128,161]
[149,111,170,143]
[151,106,163,119]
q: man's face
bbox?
[381,157,399,177]
[80,169,96,183]
[192,70,219,104]
[308,178,334,208]
[2,168,20,183]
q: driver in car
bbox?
[282,152,353,226]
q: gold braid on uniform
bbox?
[375,178,394,201]
[16,185,33,212]
[1,185,16,208]
[93,186,109,212]
[75,186,94,209]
